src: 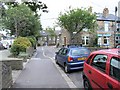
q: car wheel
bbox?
[55,57,58,64]
[83,78,92,90]
[55,59,58,64]
[64,64,69,73]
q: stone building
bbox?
[118,1,120,17]
[96,8,120,48]
[116,1,120,46]
[56,7,120,48]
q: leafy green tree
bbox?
[3,4,41,37]
[58,8,97,43]
[4,0,48,16]
[46,27,57,44]
[46,27,56,37]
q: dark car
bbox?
[83,49,120,90]
[0,42,4,50]
[55,45,90,73]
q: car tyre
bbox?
[83,78,92,90]
[55,59,58,64]
[55,57,58,64]
[64,64,69,73]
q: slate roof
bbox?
[40,30,49,36]
[96,13,120,22]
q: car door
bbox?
[56,48,64,65]
[89,54,108,89]
[106,56,120,89]
[60,48,68,66]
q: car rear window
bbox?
[71,48,89,56]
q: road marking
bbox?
[42,47,77,88]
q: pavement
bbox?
[1,46,77,88]
[1,46,79,88]
[0,49,11,61]
[0,49,30,85]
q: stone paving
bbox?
[0,49,30,87]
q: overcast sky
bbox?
[40,0,120,29]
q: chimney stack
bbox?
[103,8,109,18]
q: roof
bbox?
[92,49,120,56]
[96,13,120,22]
[40,30,49,36]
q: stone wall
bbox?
[0,62,13,89]
[2,58,23,70]
[87,47,108,52]
[118,1,120,17]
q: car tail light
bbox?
[68,56,73,62]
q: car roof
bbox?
[91,48,120,56]
[62,46,88,49]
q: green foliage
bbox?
[10,37,31,56]
[46,27,56,37]
[2,4,41,37]
[5,0,48,16]
[27,36,37,47]
[58,8,97,42]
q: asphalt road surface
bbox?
[12,46,84,89]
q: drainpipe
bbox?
[114,6,117,47]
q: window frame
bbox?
[61,48,68,55]
[86,54,94,64]
[109,56,120,82]
[91,54,107,73]
[58,48,64,55]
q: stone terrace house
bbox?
[96,8,120,48]
[56,7,120,47]
[58,27,96,47]
[39,30,56,46]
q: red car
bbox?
[83,49,120,90]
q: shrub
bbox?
[27,36,37,49]
[10,37,32,57]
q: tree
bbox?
[46,27,56,37]
[3,4,41,37]
[5,0,48,16]
[58,8,97,44]
[46,27,57,44]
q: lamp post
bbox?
[114,6,117,47]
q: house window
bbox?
[82,36,89,45]
[104,21,109,32]
[117,28,120,32]
[116,41,118,44]
[86,39,89,44]
[116,37,118,40]
[82,39,85,44]
[104,37,107,44]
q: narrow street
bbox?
[12,46,84,89]
[0,46,84,89]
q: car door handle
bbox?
[88,70,92,74]
[107,82,113,89]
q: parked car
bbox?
[0,42,4,50]
[83,49,120,90]
[55,45,90,73]
[0,40,9,49]
[1,37,14,48]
